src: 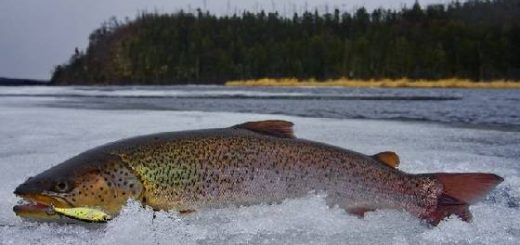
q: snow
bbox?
[0,95,518,244]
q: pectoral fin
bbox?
[179,209,196,215]
[373,151,400,168]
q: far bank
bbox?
[226,78,520,89]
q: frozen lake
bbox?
[0,87,519,244]
[1,86,519,129]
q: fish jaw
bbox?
[13,193,112,223]
[13,193,72,221]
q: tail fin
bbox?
[423,173,503,225]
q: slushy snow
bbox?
[0,96,518,245]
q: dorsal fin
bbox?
[232,120,295,138]
[372,151,400,168]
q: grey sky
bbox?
[0,0,448,80]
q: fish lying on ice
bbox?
[13,120,503,225]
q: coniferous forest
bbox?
[51,0,520,85]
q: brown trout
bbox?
[13,120,503,225]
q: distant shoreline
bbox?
[0,77,49,86]
[3,76,519,89]
[226,78,520,89]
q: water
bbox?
[0,86,519,244]
[1,86,519,129]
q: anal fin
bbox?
[423,194,471,225]
[346,207,375,218]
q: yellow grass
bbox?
[226,78,520,89]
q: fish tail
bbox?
[422,173,503,225]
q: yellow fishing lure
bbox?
[52,206,112,223]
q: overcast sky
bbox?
[0,0,448,80]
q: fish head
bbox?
[13,152,143,222]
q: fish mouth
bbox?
[13,193,72,221]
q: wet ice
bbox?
[0,95,518,244]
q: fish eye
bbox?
[53,181,71,193]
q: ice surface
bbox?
[0,86,311,98]
[3,86,518,128]
[0,96,519,245]
[0,85,462,100]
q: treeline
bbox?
[52,0,520,85]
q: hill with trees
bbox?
[51,0,520,85]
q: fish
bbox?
[13,120,503,225]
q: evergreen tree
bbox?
[51,0,520,85]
